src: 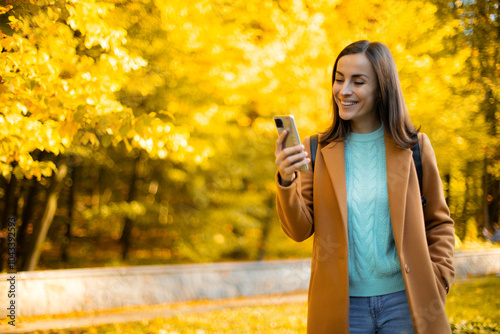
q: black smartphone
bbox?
[274,115,309,172]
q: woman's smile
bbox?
[339,100,359,106]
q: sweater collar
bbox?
[347,123,385,143]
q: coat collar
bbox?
[319,132,412,248]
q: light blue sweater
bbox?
[345,125,405,296]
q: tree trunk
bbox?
[482,154,490,229]
[257,194,275,261]
[472,161,482,227]
[22,161,68,271]
[0,171,18,271]
[17,179,38,270]
[62,166,77,263]
[459,162,472,240]
[489,179,499,229]
[444,172,450,205]
[120,155,140,260]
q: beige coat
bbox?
[276,132,455,334]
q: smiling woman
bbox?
[274,40,456,334]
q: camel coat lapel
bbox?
[321,140,347,235]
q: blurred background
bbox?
[0,0,498,273]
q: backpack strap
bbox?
[310,134,319,172]
[411,136,426,207]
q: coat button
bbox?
[404,264,410,273]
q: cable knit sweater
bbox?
[345,124,405,296]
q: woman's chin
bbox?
[338,112,353,121]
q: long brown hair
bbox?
[321,40,418,148]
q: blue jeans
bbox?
[349,290,415,334]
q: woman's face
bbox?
[333,53,380,133]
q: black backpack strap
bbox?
[310,134,319,172]
[411,136,426,207]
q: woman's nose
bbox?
[340,83,352,96]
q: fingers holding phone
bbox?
[274,128,291,156]
[275,137,309,184]
[274,116,310,185]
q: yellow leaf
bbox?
[0,5,13,15]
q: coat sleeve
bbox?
[420,133,455,292]
[275,135,315,242]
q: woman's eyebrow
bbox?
[336,71,369,79]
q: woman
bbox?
[274,40,455,334]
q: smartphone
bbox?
[274,115,309,172]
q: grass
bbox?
[447,276,500,333]
[16,275,500,334]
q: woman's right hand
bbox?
[275,130,310,186]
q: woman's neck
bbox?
[351,118,382,134]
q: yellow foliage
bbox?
[0,0,197,180]
[1,1,498,261]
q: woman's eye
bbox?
[334,79,344,83]
[354,82,365,85]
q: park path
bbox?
[0,292,307,333]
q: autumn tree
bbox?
[0,0,189,270]
[456,0,500,235]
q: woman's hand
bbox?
[275,130,310,186]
